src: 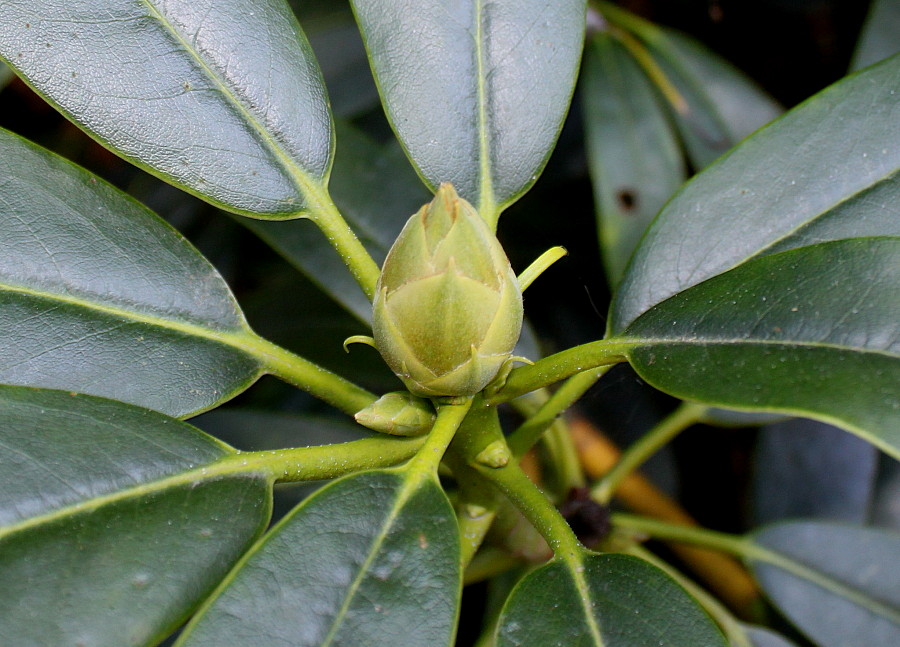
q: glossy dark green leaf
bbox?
[748,521,900,647]
[0,386,272,647]
[751,419,878,525]
[0,0,331,218]
[244,122,429,321]
[852,0,900,71]
[496,552,725,646]
[583,32,686,285]
[0,128,263,417]
[177,469,461,647]
[350,0,586,224]
[612,54,900,333]
[619,239,900,456]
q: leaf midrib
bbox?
[0,453,269,542]
[139,0,328,211]
[564,555,606,646]
[318,470,429,647]
[748,542,900,627]
[0,279,258,357]
[614,336,900,360]
[474,0,496,222]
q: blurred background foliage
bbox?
[0,1,897,643]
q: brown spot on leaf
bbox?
[616,189,638,213]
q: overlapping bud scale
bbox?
[373,184,523,397]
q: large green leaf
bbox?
[496,552,726,646]
[177,469,461,647]
[748,521,900,647]
[0,128,263,417]
[618,239,900,456]
[852,0,900,71]
[245,122,429,322]
[0,0,331,218]
[350,0,586,225]
[0,386,272,647]
[611,54,900,333]
[583,31,686,285]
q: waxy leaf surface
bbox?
[749,521,900,647]
[177,469,461,647]
[350,0,586,223]
[612,55,900,332]
[0,128,261,417]
[0,386,271,647]
[496,553,726,646]
[619,239,900,455]
[0,0,331,218]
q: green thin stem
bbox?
[452,463,500,568]
[507,368,610,456]
[464,547,522,585]
[447,401,504,566]
[248,334,376,416]
[306,187,382,300]
[239,436,426,483]
[541,419,586,492]
[1,435,424,541]
[592,402,706,503]
[612,513,752,557]
[474,459,582,559]
[490,340,632,403]
[406,398,474,478]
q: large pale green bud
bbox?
[373,183,523,397]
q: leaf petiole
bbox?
[490,339,632,402]
[592,402,706,503]
[303,183,382,300]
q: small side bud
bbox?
[354,392,436,436]
[474,439,511,468]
